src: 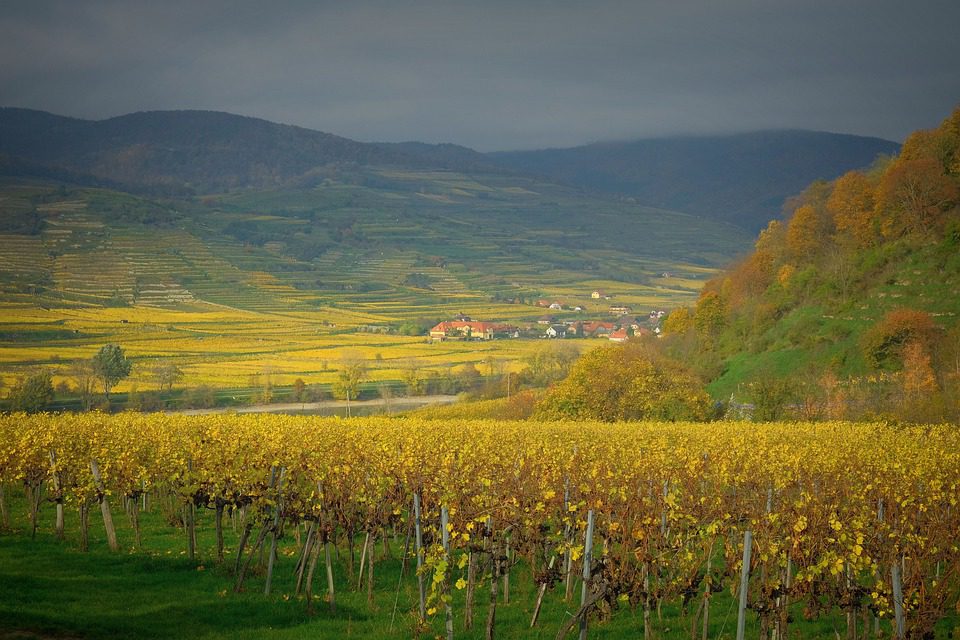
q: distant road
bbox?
[170,394,459,416]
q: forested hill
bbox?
[0,108,509,194]
[658,106,960,422]
[492,131,900,232]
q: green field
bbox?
[1,494,761,640]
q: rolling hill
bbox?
[0,108,507,194]
[491,130,900,231]
[2,108,898,232]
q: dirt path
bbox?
[170,394,459,416]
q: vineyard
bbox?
[1,414,958,639]
[0,178,733,396]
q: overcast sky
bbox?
[1,0,958,151]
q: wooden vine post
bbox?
[736,529,753,640]
[49,451,65,540]
[579,509,595,640]
[485,517,499,640]
[891,560,905,640]
[89,458,119,551]
[563,480,574,602]
[414,492,427,622]
[465,544,477,630]
[264,467,286,595]
[530,550,558,627]
[441,505,453,640]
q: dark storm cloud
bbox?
[1,0,958,150]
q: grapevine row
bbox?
[1,413,958,638]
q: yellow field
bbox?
[0,301,601,391]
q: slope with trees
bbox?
[659,106,960,421]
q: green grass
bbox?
[2,489,955,639]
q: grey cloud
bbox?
[1,0,958,150]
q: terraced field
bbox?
[0,174,750,393]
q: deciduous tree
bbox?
[91,344,132,404]
[8,371,54,413]
[875,157,957,238]
[333,353,367,407]
[785,204,828,262]
[827,170,878,247]
[861,308,938,370]
[534,342,711,421]
[661,307,692,335]
[151,360,183,393]
[693,291,727,348]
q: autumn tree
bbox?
[399,358,426,396]
[521,342,579,387]
[151,360,183,393]
[874,156,958,238]
[332,352,367,411]
[745,374,799,421]
[861,308,938,370]
[91,344,132,404]
[661,307,693,335]
[292,378,307,402]
[827,170,878,247]
[8,371,54,413]
[693,290,727,348]
[64,360,96,411]
[533,342,712,421]
[786,203,830,262]
[456,362,481,394]
[754,219,787,261]
[901,340,939,398]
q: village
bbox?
[427,290,667,343]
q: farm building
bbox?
[429,321,518,341]
[609,328,630,342]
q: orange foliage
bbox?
[754,220,786,258]
[827,170,878,247]
[861,308,938,370]
[776,263,797,288]
[901,340,939,398]
[725,249,776,303]
[875,157,958,237]
[785,204,828,261]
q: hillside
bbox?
[0,171,749,312]
[2,109,899,232]
[0,106,922,409]
[492,130,900,232]
[0,166,751,398]
[658,106,960,422]
[0,108,507,194]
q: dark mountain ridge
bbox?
[1,107,898,230]
[0,108,507,194]
[491,130,900,231]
